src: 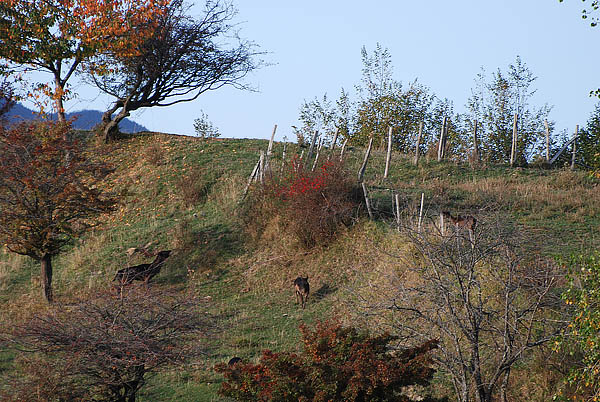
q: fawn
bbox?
[293,276,310,309]
[113,250,172,291]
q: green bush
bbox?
[556,253,600,401]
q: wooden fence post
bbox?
[438,117,447,162]
[258,150,265,184]
[571,124,579,170]
[280,142,287,174]
[242,157,261,199]
[307,130,318,160]
[395,193,401,231]
[473,120,480,163]
[330,128,339,151]
[362,182,373,220]
[510,113,517,167]
[312,139,322,171]
[265,124,277,173]
[544,120,550,163]
[267,124,277,157]
[358,136,373,182]
[418,193,425,233]
[414,121,423,166]
[340,138,348,161]
[384,126,393,178]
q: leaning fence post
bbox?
[258,150,265,184]
[330,128,339,152]
[358,136,373,182]
[414,121,423,166]
[418,192,425,233]
[264,124,277,173]
[242,157,261,199]
[571,124,579,170]
[362,182,373,220]
[437,117,447,162]
[340,138,349,161]
[312,139,321,172]
[384,126,393,178]
[307,130,318,160]
[267,124,277,157]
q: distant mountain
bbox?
[6,103,147,133]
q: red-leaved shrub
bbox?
[215,320,441,402]
[247,156,361,248]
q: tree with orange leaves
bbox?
[0,120,117,302]
[0,0,169,121]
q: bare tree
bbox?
[89,0,263,142]
[0,289,214,402]
[350,216,566,402]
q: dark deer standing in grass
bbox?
[442,211,477,246]
[113,250,172,294]
[293,276,310,309]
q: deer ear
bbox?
[305,276,309,280]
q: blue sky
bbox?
[51,1,599,141]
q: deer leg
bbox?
[301,294,305,309]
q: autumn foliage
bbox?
[248,156,361,248]
[0,0,169,119]
[0,120,116,301]
[215,320,440,402]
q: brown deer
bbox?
[113,250,172,292]
[293,276,310,309]
[442,211,477,245]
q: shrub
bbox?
[193,110,221,139]
[247,156,361,248]
[215,320,440,402]
[144,142,165,166]
[555,253,600,401]
[174,168,218,206]
[0,289,212,402]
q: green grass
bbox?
[1,132,599,400]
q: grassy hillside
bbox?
[1,132,599,401]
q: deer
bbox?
[293,276,310,309]
[228,357,242,366]
[442,211,477,246]
[113,250,172,294]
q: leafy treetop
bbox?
[0,0,169,119]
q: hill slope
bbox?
[0,132,598,401]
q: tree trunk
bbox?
[500,369,510,402]
[54,76,66,124]
[103,107,131,143]
[41,254,53,303]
